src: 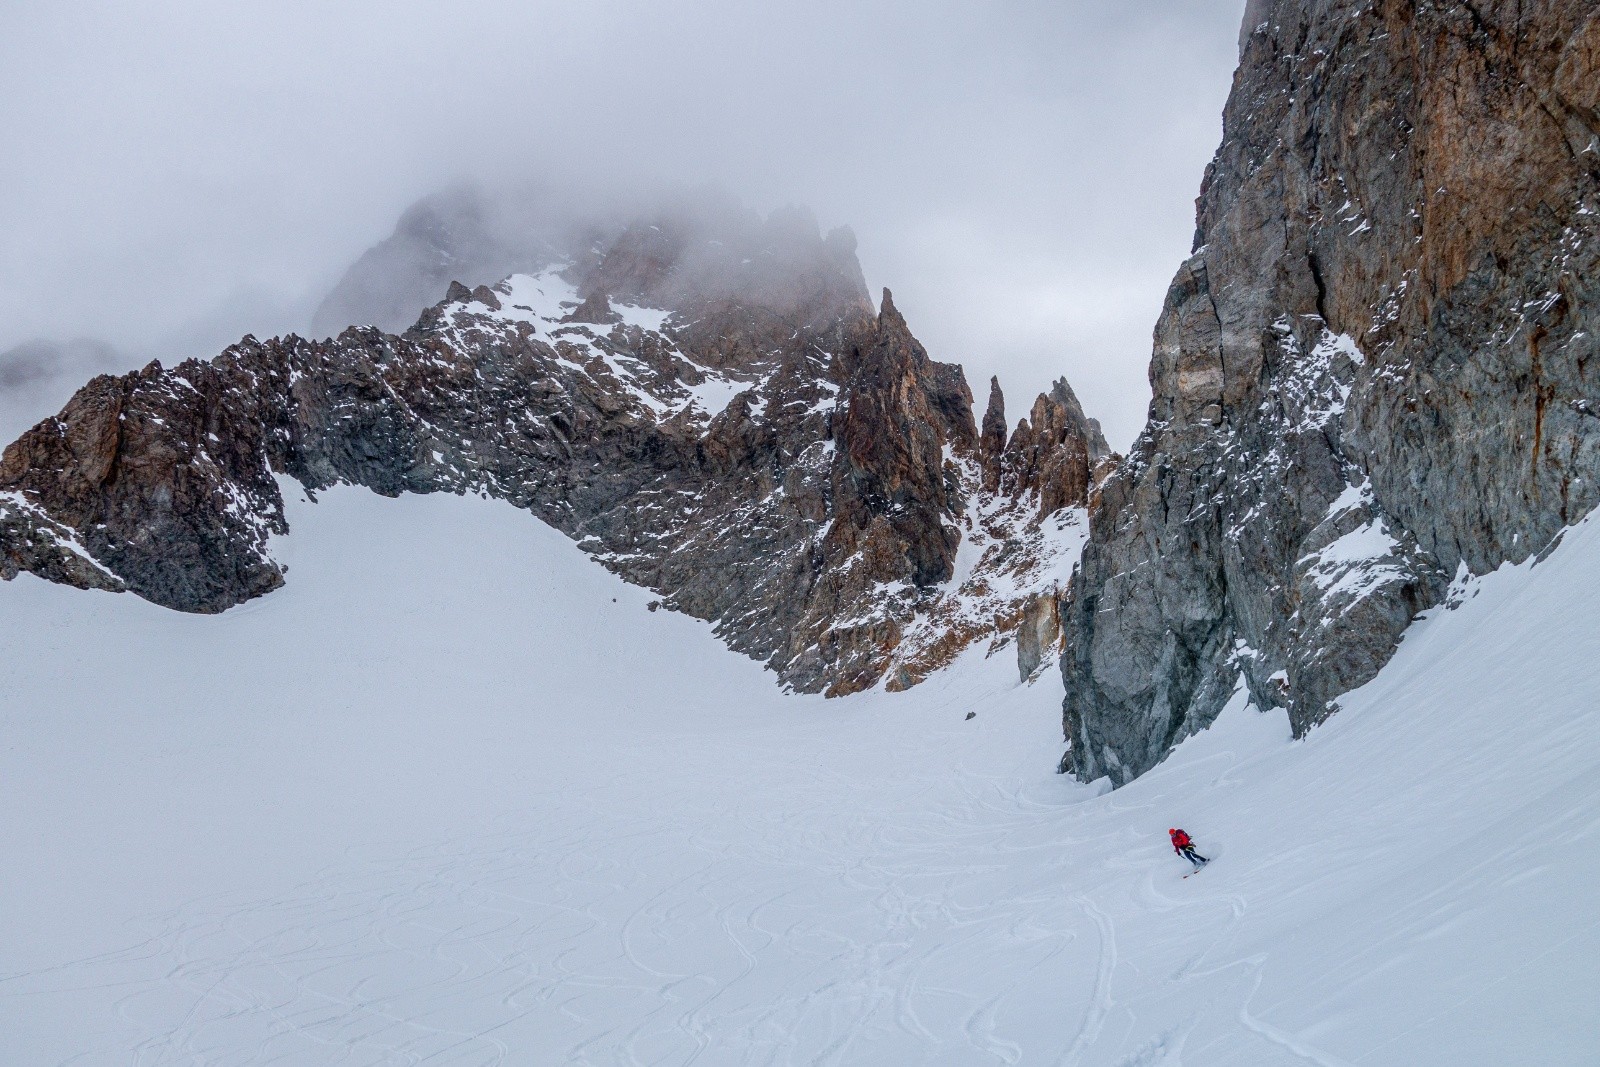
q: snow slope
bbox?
[3,486,1599,1064]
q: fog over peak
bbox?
[310,180,875,340]
[0,1,1246,448]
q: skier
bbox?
[1169,828,1208,869]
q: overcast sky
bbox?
[0,1,1245,448]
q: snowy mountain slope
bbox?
[4,487,1598,1063]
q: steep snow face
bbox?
[4,488,1599,1063]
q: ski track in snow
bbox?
[4,487,1600,1063]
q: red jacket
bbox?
[1170,830,1192,851]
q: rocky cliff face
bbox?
[1061,0,1600,784]
[3,202,1105,696]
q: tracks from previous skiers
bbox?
[6,730,1116,1065]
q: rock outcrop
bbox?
[879,378,1102,692]
[3,202,1106,696]
[1061,0,1600,784]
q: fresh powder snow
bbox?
[3,486,1599,1063]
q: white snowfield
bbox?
[3,486,1599,1065]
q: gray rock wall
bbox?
[1061,0,1600,784]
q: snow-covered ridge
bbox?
[24,195,990,702]
[1,216,1104,700]
[438,267,767,423]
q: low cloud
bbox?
[0,0,1245,447]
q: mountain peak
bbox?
[2,202,1104,698]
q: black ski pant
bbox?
[1179,846,1207,866]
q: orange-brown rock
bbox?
[1062,0,1600,784]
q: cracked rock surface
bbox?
[1061,0,1600,784]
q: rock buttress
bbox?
[1062,0,1600,784]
